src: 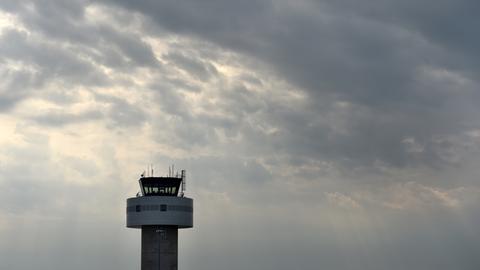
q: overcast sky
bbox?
[0,1,480,269]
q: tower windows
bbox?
[140,177,182,196]
[128,204,192,212]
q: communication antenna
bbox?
[181,170,186,196]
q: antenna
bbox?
[181,170,186,196]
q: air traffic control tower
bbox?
[127,169,193,270]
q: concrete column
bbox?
[141,225,178,270]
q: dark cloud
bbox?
[0,0,160,111]
[100,0,480,170]
[0,69,37,111]
[0,29,108,110]
[96,25,159,67]
[94,93,147,127]
[31,110,104,127]
[164,52,218,80]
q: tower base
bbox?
[141,225,178,270]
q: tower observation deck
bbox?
[127,169,193,270]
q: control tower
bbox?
[127,169,193,270]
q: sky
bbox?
[0,0,480,269]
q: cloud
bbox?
[98,0,480,172]
[30,109,104,127]
[163,52,218,81]
[326,192,361,209]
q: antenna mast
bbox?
[181,170,186,197]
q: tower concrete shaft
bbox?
[142,226,178,270]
